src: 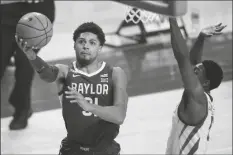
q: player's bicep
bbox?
[112,67,128,112]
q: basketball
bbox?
[16,12,53,49]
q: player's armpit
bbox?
[179,90,208,125]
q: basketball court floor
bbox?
[1,1,232,154]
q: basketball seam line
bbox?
[17,27,52,39]
[34,15,48,47]
[17,23,44,31]
[34,36,53,47]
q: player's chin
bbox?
[77,58,93,65]
[80,56,92,61]
[78,53,91,59]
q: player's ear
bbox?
[203,80,210,88]
[98,46,102,52]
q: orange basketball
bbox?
[16,12,53,49]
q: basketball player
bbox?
[166,18,226,154]
[15,22,128,155]
[1,0,55,130]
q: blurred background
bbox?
[1,1,232,154]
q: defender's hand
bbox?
[15,34,38,60]
[201,23,227,37]
[65,86,92,111]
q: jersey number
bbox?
[82,97,98,117]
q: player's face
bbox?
[194,63,209,88]
[74,32,102,65]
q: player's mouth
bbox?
[80,52,90,55]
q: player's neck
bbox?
[76,60,102,74]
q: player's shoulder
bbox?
[103,62,125,76]
[112,67,126,76]
[112,66,128,84]
[112,66,124,72]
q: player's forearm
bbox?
[189,33,206,65]
[89,104,126,125]
[169,18,190,62]
[27,53,58,83]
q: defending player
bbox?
[15,22,128,155]
[166,18,226,154]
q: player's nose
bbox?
[83,43,90,49]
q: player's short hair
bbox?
[202,60,223,90]
[73,22,106,46]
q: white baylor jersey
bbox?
[166,92,214,155]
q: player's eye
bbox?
[90,41,96,45]
[78,40,85,44]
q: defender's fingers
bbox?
[215,23,222,27]
[15,34,19,42]
[67,86,76,91]
[219,25,227,29]
[15,35,21,46]
[66,95,76,98]
[216,25,227,31]
[22,41,28,49]
[70,100,78,103]
[213,32,222,35]
[65,91,75,94]
[15,36,24,49]
[19,38,23,43]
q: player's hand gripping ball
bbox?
[16,12,53,49]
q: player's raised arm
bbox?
[189,23,226,65]
[15,35,65,83]
[169,18,208,124]
[169,18,207,103]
